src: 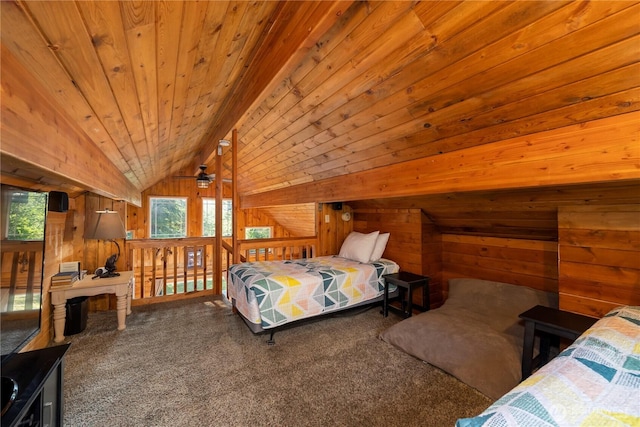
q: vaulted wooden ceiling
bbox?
[1,1,638,213]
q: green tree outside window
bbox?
[7,191,47,240]
[202,199,232,237]
[150,197,187,238]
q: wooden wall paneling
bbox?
[442,235,558,298]
[558,204,640,318]
[242,208,294,239]
[190,192,202,237]
[421,211,443,309]
[257,203,316,237]
[352,209,423,272]
[353,209,423,268]
[128,177,226,239]
[353,208,430,309]
[317,203,351,256]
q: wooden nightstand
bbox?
[382,272,430,318]
[519,305,597,380]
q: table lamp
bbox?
[87,209,126,278]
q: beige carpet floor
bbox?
[59,296,491,426]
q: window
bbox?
[202,198,232,237]
[6,190,47,241]
[149,197,187,238]
[245,227,272,257]
[245,226,272,239]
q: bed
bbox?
[228,256,399,341]
[456,305,640,427]
[228,230,398,343]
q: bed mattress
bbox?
[456,305,640,427]
[228,255,399,330]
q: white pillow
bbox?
[338,231,379,263]
[369,232,390,262]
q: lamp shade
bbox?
[86,210,126,240]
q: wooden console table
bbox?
[50,271,134,343]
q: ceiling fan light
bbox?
[196,177,209,188]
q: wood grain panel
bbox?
[242,112,640,207]
[2,1,638,208]
[118,0,159,177]
[23,1,142,180]
[352,208,442,308]
[442,234,558,296]
[421,212,443,308]
[1,45,141,205]
[558,205,640,317]
[0,1,138,186]
[76,1,149,183]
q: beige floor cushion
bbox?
[379,278,558,399]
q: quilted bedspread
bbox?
[228,256,399,329]
[456,305,640,427]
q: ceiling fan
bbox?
[174,164,231,189]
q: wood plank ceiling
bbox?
[1,1,638,209]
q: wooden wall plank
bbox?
[558,204,640,317]
[442,234,558,296]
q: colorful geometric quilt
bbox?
[228,256,399,329]
[456,305,640,427]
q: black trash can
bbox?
[65,296,88,335]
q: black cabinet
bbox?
[1,344,69,427]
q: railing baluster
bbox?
[162,247,168,296]
[192,246,197,291]
[183,247,188,293]
[138,248,144,299]
[173,246,178,295]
